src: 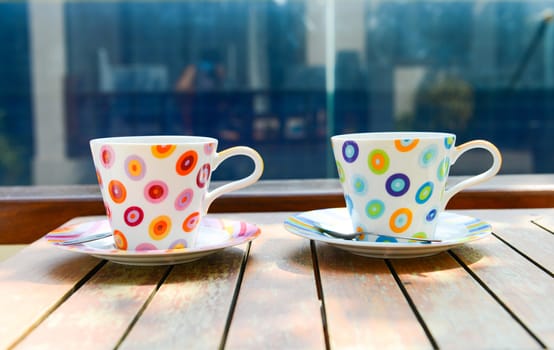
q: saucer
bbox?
[45,216,261,266]
[284,208,492,259]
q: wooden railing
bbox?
[1,174,553,244]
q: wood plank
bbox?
[16,262,168,350]
[119,246,247,349]
[532,213,554,234]
[465,209,554,273]
[392,250,540,349]
[0,240,101,349]
[224,223,326,349]
[452,211,554,348]
[316,243,432,349]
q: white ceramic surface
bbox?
[331,132,501,241]
[90,135,263,251]
[284,208,492,259]
[45,216,261,266]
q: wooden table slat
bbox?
[468,209,554,273]
[1,209,552,349]
[119,246,247,349]
[531,214,554,234]
[16,263,169,349]
[0,241,101,349]
[392,250,540,349]
[452,214,554,348]
[224,223,326,349]
[316,244,432,349]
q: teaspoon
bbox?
[313,223,441,243]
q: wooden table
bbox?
[1,209,552,349]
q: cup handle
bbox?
[203,146,264,214]
[443,140,502,205]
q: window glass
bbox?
[0,0,553,185]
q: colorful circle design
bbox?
[376,235,398,243]
[394,139,420,152]
[108,180,127,204]
[105,204,112,220]
[419,145,438,168]
[386,173,410,197]
[144,180,169,203]
[99,145,115,168]
[151,144,176,158]
[182,212,200,232]
[96,169,103,187]
[124,206,144,227]
[342,141,359,163]
[176,150,198,176]
[368,149,390,175]
[426,208,438,222]
[336,161,345,183]
[113,230,128,250]
[366,199,385,219]
[169,239,188,250]
[149,215,172,240]
[125,155,146,181]
[444,137,455,149]
[352,175,368,196]
[415,181,434,204]
[136,243,157,251]
[344,195,354,216]
[175,188,194,211]
[411,232,428,241]
[389,208,413,233]
[437,158,450,182]
[196,164,211,188]
[204,143,216,155]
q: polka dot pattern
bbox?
[342,141,359,163]
[386,173,410,197]
[151,144,176,158]
[196,164,211,188]
[144,180,169,203]
[415,181,434,204]
[389,208,413,233]
[394,139,419,152]
[149,215,172,240]
[368,149,390,175]
[100,145,115,168]
[108,180,127,204]
[352,175,368,196]
[366,199,385,219]
[113,230,127,250]
[124,206,144,226]
[183,212,200,232]
[125,155,146,180]
[176,150,198,176]
[437,158,450,182]
[204,143,216,155]
[92,140,224,251]
[332,134,458,242]
[175,188,194,211]
[419,145,438,168]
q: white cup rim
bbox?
[331,131,456,141]
[90,135,217,145]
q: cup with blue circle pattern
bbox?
[331,132,502,242]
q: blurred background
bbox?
[0,0,553,185]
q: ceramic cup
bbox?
[331,132,502,242]
[90,135,264,251]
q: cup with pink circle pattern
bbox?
[331,132,502,242]
[90,135,263,251]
